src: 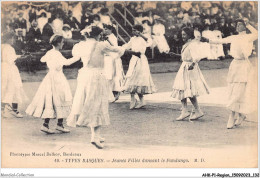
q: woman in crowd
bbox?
[210,24,225,60]
[202,24,214,60]
[37,12,48,34]
[52,13,64,35]
[152,17,170,54]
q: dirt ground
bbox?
[1,64,258,168]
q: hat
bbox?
[39,9,47,16]
[49,34,57,43]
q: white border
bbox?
[0,0,259,177]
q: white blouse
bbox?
[41,48,79,71]
[123,36,152,54]
[181,40,210,62]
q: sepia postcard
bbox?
[1,0,259,173]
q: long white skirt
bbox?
[104,54,115,80]
[226,59,256,114]
[124,55,157,94]
[171,62,210,100]
[111,57,125,92]
[104,54,125,92]
[67,67,110,128]
[1,62,26,104]
[26,71,72,119]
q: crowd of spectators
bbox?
[121,1,258,58]
[1,1,258,58]
[1,2,110,54]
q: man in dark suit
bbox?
[41,18,54,49]
[26,20,42,52]
[14,29,26,54]
[81,9,94,30]
[64,10,81,31]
